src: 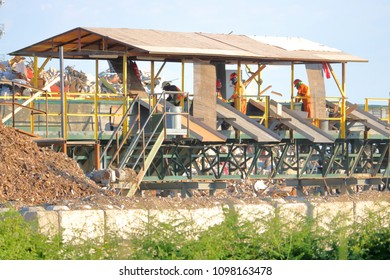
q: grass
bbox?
[0,205,389,260]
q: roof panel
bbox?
[9,27,368,63]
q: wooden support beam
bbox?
[243,64,266,87]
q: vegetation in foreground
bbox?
[0,207,389,260]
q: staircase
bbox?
[100,94,167,196]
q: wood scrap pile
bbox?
[0,123,115,207]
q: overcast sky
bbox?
[1,0,389,103]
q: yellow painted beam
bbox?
[327,63,345,98]
[33,56,38,88]
[38,57,51,75]
[180,61,185,109]
[290,63,295,110]
[264,95,269,128]
[94,59,99,140]
[154,61,166,81]
[30,57,38,134]
[122,54,128,134]
[327,63,347,138]
[237,61,242,113]
[243,64,266,87]
[151,61,156,110]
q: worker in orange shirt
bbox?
[229,72,247,114]
[293,79,312,118]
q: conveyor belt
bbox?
[325,101,390,137]
[346,101,390,137]
[249,99,335,143]
[216,99,281,142]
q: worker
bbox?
[162,81,185,106]
[294,79,312,118]
[216,78,231,130]
[229,72,247,114]
[216,78,228,102]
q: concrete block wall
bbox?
[59,210,105,243]
[17,199,390,243]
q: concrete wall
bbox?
[17,199,390,243]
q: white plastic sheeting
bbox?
[250,36,342,52]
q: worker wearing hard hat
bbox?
[216,78,228,102]
[294,79,312,118]
[229,72,247,114]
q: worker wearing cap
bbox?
[163,81,185,106]
[294,79,312,118]
[229,72,247,114]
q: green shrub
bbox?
[0,210,61,259]
[0,205,389,260]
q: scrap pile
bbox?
[0,56,163,96]
[0,123,115,207]
[0,56,116,96]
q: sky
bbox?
[1,0,389,104]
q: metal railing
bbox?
[365,97,390,123]
[1,88,132,140]
[100,95,140,167]
[0,81,49,137]
[246,94,270,128]
[117,92,167,170]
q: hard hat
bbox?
[293,79,302,85]
[216,79,222,89]
[230,72,238,80]
[162,81,171,89]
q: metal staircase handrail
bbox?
[132,114,165,169]
[100,95,140,162]
[118,93,166,169]
[105,114,140,169]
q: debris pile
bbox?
[88,168,138,189]
[0,123,115,207]
[0,56,165,96]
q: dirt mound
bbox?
[0,123,114,207]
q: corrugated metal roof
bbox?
[9,27,367,63]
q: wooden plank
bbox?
[216,99,281,142]
[249,99,335,143]
[180,114,226,142]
